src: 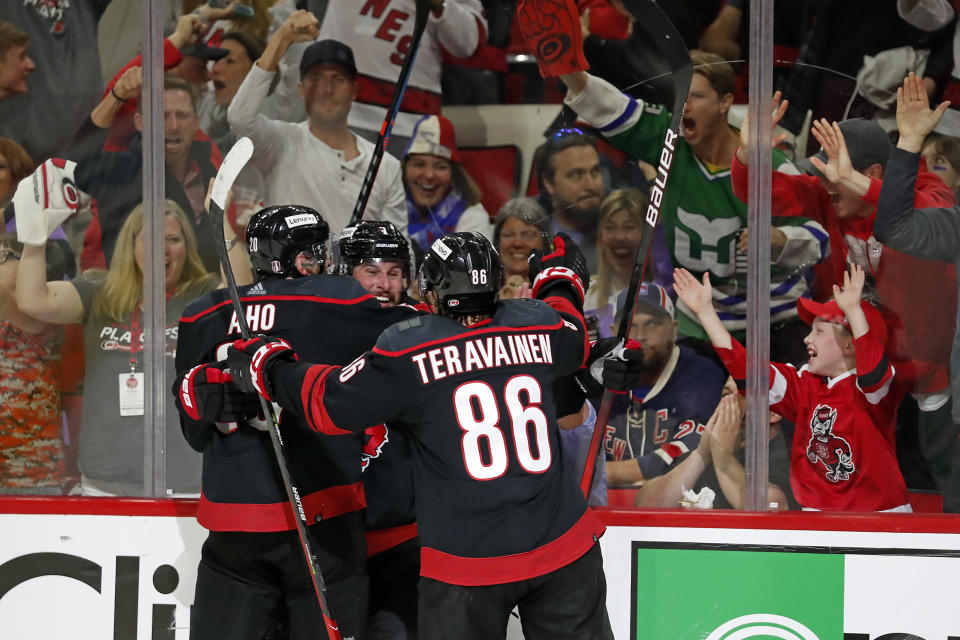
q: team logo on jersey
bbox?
[806,404,855,483]
[674,208,741,277]
[25,0,70,35]
[360,424,389,471]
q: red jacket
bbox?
[718,333,908,512]
[731,155,958,394]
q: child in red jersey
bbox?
[674,264,910,512]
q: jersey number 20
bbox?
[454,375,550,480]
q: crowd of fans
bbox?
[2,0,960,517]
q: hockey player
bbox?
[225,232,608,639]
[338,219,423,637]
[338,220,424,310]
[173,205,418,639]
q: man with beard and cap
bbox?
[597,282,727,487]
[534,128,606,272]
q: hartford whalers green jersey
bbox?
[566,75,829,340]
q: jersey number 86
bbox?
[454,375,550,481]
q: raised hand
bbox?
[709,394,743,457]
[170,13,207,49]
[516,0,588,78]
[280,9,320,43]
[832,263,865,317]
[897,71,951,152]
[672,268,713,317]
[809,118,854,184]
[736,90,789,165]
[112,65,142,102]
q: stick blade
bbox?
[211,137,254,210]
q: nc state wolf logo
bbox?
[806,405,855,482]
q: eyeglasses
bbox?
[0,247,21,264]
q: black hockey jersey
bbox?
[175,274,417,532]
[268,295,605,586]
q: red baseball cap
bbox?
[796,297,888,346]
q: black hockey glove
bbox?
[576,337,646,396]
[227,336,298,401]
[174,363,261,433]
[528,232,590,305]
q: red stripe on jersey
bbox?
[179,293,377,323]
[543,295,590,367]
[366,522,418,557]
[372,321,566,357]
[196,483,365,532]
[354,74,442,115]
[301,364,352,435]
[419,510,605,586]
[660,442,685,461]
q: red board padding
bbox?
[2,497,960,534]
[594,507,960,534]
[458,145,521,219]
[607,487,639,507]
[0,496,199,517]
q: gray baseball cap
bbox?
[801,117,892,178]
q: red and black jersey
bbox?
[267,296,605,586]
[716,329,908,512]
[175,274,418,532]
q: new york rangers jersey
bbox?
[603,346,726,480]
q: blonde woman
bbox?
[584,188,649,339]
[15,200,237,496]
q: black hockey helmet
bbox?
[417,232,504,315]
[245,205,329,279]
[338,220,411,279]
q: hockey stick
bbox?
[578,0,693,499]
[347,0,432,227]
[208,137,343,640]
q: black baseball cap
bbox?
[299,40,357,79]
[180,42,229,60]
[801,117,892,178]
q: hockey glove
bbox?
[516,0,589,78]
[577,337,645,396]
[529,232,590,305]
[12,159,80,246]
[174,363,261,432]
[227,336,298,401]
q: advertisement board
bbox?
[3,501,960,639]
[600,517,960,640]
[0,503,205,639]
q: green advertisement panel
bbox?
[632,544,844,640]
